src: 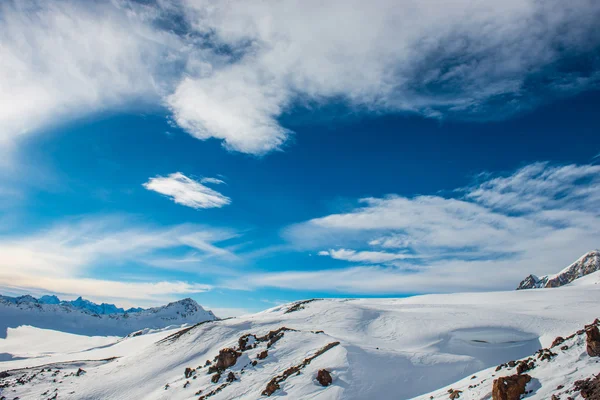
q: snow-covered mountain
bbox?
[1,283,599,399]
[0,294,144,315]
[517,250,600,289]
[0,296,217,338]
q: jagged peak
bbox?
[517,250,600,290]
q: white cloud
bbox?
[168,0,600,153]
[143,172,231,209]
[201,177,226,185]
[318,248,415,264]
[0,216,236,303]
[1,0,599,159]
[253,163,600,293]
[0,0,182,164]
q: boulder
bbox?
[586,325,600,357]
[257,350,268,360]
[211,373,221,384]
[492,374,531,400]
[263,380,280,396]
[316,369,333,387]
[227,372,236,382]
[551,337,565,348]
[216,348,241,370]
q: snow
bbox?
[414,325,600,400]
[0,297,217,338]
[2,283,600,399]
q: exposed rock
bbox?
[0,371,9,378]
[238,334,257,351]
[257,350,268,360]
[211,373,221,384]
[551,337,565,348]
[316,369,333,387]
[516,360,534,375]
[184,367,194,379]
[251,361,258,367]
[574,374,600,399]
[183,380,190,388]
[449,389,462,399]
[285,299,321,313]
[262,341,340,396]
[263,381,280,396]
[75,368,86,377]
[492,374,531,400]
[586,324,600,357]
[226,372,236,382]
[216,348,241,370]
[204,360,212,367]
[517,250,600,290]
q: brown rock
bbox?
[211,373,221,383]
[551,337,565,348]
[226,372,236,382]
[492,374,531,400]
[184,367,194,379]
[263,380,280,396]
[586,325,600,357]
[316,369,333,387]
[574,374,600,399]
[257,350,268,360]
[216,348,241,370]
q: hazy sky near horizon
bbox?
[1,0,600,316]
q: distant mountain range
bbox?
[0,295,217,337]
[517,250,600,289]
[0,294,144,315]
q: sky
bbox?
[1,0,600,317]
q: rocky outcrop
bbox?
[586,324,600,357]
[492,374,531,400]
[262,342,340,396]
[517,250,600,290]
[257,350,268,360]
[215,348,241,371]
[316,369,332,386]
[574,375,600,399]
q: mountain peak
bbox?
[517,250,600,289]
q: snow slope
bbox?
[0,297,217,338]
[2,283,600,400]
[414,321,600,400]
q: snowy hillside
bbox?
[0,296,217,338]
[415,320,600,400]
[1,283,600,399]
[517,250,600,289]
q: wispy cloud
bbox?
[201,177,226,185]
[244,162,600,294]
[318,248,415,263]
[1,0,599,160]
[143,172,231,209]
[0,216,237,304]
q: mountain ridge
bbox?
[0,294,145,315]
[0,295,217,338]
[517,250,600,289]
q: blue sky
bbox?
[1,0,600,316]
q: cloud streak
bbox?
[143,172,231,209]
[0,216,236,303]
[247,162,600,294]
